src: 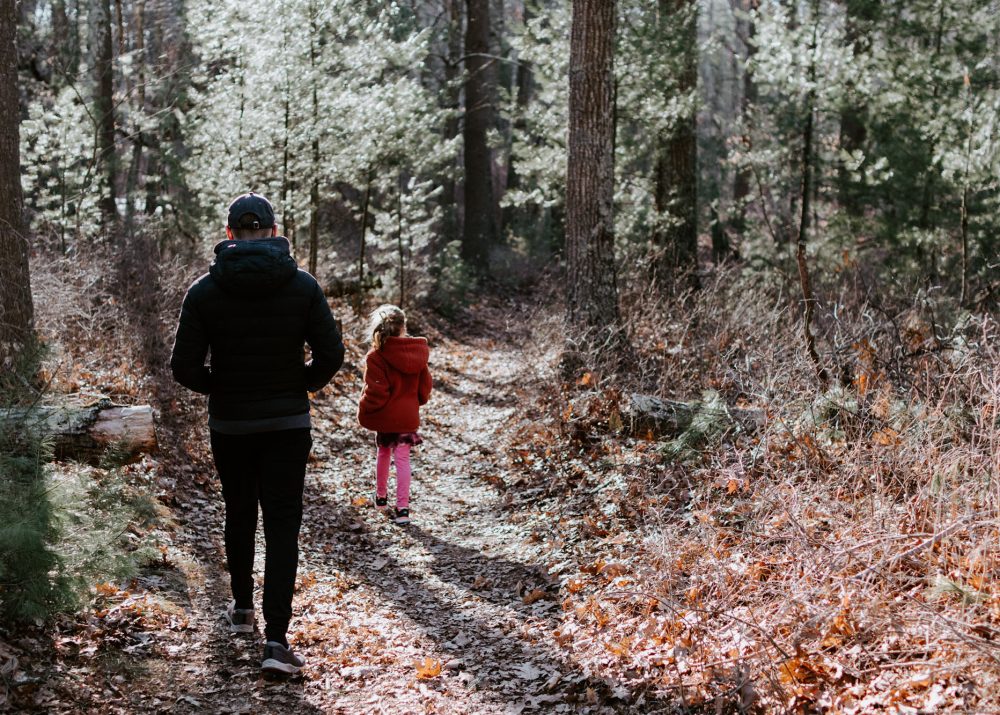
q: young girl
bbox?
[357,305,432,525]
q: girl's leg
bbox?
[393,444,411,509]
[375,446,391,499]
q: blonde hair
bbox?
[367,304,406,351]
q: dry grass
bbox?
[508,265,1000,711]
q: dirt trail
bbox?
[14,302,676,714]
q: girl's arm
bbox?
[359,355,391,413]
[417,365,432,406]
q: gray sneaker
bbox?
[261,641,306,675]
[225,600,255,634]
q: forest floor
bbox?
[6,252,1000,714]
[3,289,681,714]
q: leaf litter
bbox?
[6,285,1000,713]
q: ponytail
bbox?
[367,304,406,351]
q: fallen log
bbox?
[621,392,765,439]
[1,398,157,464]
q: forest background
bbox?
[3,0,1000,712]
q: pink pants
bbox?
[376,444,411,509]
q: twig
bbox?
[852,517,971,581]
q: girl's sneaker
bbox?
[393,507,410,525]
[374,495,388,510]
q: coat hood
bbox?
[209,236,298,297]
[377,336,429,375]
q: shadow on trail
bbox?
[405,523,558,608]
[432,363,523,408]
[302,493,681,713]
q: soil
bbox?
[2,296,671,714]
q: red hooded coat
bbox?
[357,336,432,433]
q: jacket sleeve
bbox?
[417,365,432,406]
[358,353,390,415]
[169,289,212,394]
[303,282,345,392]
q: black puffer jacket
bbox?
[170,237,344,422]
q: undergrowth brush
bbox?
[1,236,185,625]
[512,264,1000,711]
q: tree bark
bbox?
[462,0,499,268]
[441,0,462,242]
[566,0,621,348]
[730,0,758,237]
[308,0,319,276]
[1,401,157,464]
[0,0,35,374]
[796,0,828,387]
[653,0,699,290]
[837,0,878,216]
[94,0,118,222]
[501,0,535,241]
[620,393,764,438]
[51,0,80,79]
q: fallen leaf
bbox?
[522,588,548,605]
[414,657,442,680]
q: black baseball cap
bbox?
[227,192,276,230]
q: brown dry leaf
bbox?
[778,656,826,684]
[873,428,900,446]
[565,579,585,594]
[726,479,740,494]
[351,496,369,507]
[605,636,632,658]
[297,572,318,591]
[414,657,442,679]
[577,372,594,387]
[554,629,573,647]
[599,563,628,578]
[471,575,491,590]
[522,588,548,605]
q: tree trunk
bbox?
[462,0,498,268]
[2,401,157,464]
[0,0,34,374]
[730,0,758,238]
[94,0,118,223]
[918,0,946,230]
[51,0,80,79]
[653,0,699,290]
[501,0,535,243]
[620,393,764,438]
[442,0,463,242]
[308,1,319,276]
[796,0,828,387]
[566,0,621,350]
[837,0,878,216]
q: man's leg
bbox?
[210,430,259,610]
[258,428,311,646]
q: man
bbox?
[170,192,344,675]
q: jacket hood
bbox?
[378,336,429,375]
[209,236,298,297]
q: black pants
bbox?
[210,428,311,644]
